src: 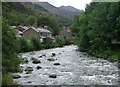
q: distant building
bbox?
[14,25,54,42]
[59,27,75,40]
[22,27,39,40]
[37,27,54,43]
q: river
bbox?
[13,45,119,85]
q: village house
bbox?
[22,27,39,40]
[37,26,54,42]
[14,25,54,42]
[59,27,75,40]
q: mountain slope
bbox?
[59,6,82,13]
[34,2,82,18]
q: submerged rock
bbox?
[39,55,43,58]
[13,75,21,79]
[25,67,33,71]
[51,53,56,57]
[26,71,32,74]
[39,54,46,58]
[47,58,55,61]
[49,74,57,78]
[31,57,36,60]
[54,63,60,66]
[32,58,41,64]
[24,76,29,78]
[36,66,42,70]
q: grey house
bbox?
[59,27,75,40]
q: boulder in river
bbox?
[54,63,60,66]
[22,57,28,64]
[32,58,41,64]
[39,54,46,58]
[26,71,32,74]
[12,75,21,79]
[25,67,33,71]
[51,53,56,57]
[31,57,36,60]
[39,55,43,58]
[47,58,55,61]
[36,66,42,70]
[49,74,57,78]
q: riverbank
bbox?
[13,45,118,85]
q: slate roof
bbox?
[37,28,52,33]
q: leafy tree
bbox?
[26,15,37,26]
[37,16,59,35]
[72,2,120,60]
[2,18,21,73]
[19,38,29,52]
[31,37,41,50]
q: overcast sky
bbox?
[39,0,92,10]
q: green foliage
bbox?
[2,18,21,73]
[37,16,60,35]
[55,37,65,47]
[2,73,13,85]
[19,38,30,52]
[31,37,41,50]
[72,2,120,60]
[26,15,37,26]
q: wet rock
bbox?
[32,58,41,64]
[22,57,28,64]
[51,53,56,57]
[39,54,46,58]
[27,81,32,83]
[36,66,42,70]
[58,53,61,55]
[25,67,33,71]
[26,71,32,74]
[39,55,43,58]
[42,54,46,57]
[49,74,57,78]
[47,58,55,61]
[54,63,60,66]
[24,76,29,78]
[31,57,36,60]
[13,75,21,79]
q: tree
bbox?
[2,18,21,73]
[37,16,59,35]
[72,2,120,60]
[26,15,37,26]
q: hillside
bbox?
[33,2,82,18]
[3,2,75,27]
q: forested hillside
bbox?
[2,2,74,34]
[33,2,82,18]
[72,2,120,61]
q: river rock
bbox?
[36,66,42,70]
[39,55,43,58]
[24,76,29,78]
[13,75,21,79]
[51,53,56,57]
[32,58,41,64]
[39,54,46,58]
[26,71,32,74]
[31,57,36,60]
[54,63,60,66]
[47,58,55,61]
[25,67,33,71]
[49,74,57,78]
